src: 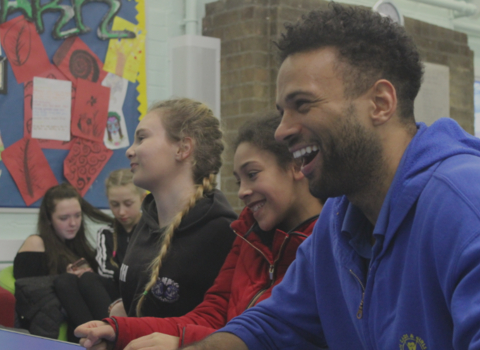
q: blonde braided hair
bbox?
[135,98,223,316]
[136,174,216,316]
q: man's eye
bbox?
[296,100,309,110]
[248,171,258,179]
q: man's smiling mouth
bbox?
[293,145,319,167]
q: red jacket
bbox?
[105,208,318,349]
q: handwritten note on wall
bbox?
[31,77,72,141]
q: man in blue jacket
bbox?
[182,3,480,350]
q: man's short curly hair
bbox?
[275,3,424,120]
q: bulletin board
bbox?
[0,0,146,209]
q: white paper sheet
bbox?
[102,73,130,149]
[31,77,72,141]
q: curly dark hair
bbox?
[275,3,424,120]
[233,111,300,170]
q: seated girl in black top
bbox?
[13,182,113,341]
[89,168,145,319]
[96,168,146,286]
[14,182,112,278]
[114,98,237,318]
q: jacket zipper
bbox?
[349,269,365,319]
[235,228,292,310]
[245,265,275,310]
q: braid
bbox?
[135,174,216,316]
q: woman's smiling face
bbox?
[234,142,300,232]
[125,111,179,192]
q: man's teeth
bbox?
[293,145,318,159]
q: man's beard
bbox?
[309,104,384,202]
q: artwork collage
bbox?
[0,1,146,207]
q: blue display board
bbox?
[0,1,140,208]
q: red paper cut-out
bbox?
[71,78,110,143]
[64,138,113,196]
[53,36,107,84]
[23,66,75,150]
[2,137,59,206]
[0,16,51,84]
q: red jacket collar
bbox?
[230,207,318,263]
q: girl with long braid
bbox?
[108,98,237,319]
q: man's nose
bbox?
[275,111,300,144]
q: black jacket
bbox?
[15,275,63,339]
[120,190,237,317]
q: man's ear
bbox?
[370,79,397,126]
[176,137,194,161]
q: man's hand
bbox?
[124,333,179,350]
[75,320,116,349]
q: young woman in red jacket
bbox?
[75,112,323,350]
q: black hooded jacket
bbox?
[120,190,237,317]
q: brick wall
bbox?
[203,0,474,211]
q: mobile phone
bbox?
[71,258,88,270]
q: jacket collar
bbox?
[231,207,318,262]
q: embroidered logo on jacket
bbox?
[152,277,180,303]
[399,334,427,350]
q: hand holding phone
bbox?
[71,258,89,271]
[67,258,93,277]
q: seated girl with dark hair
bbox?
[14,182,113,341]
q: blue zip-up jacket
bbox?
[220,118,480,350]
